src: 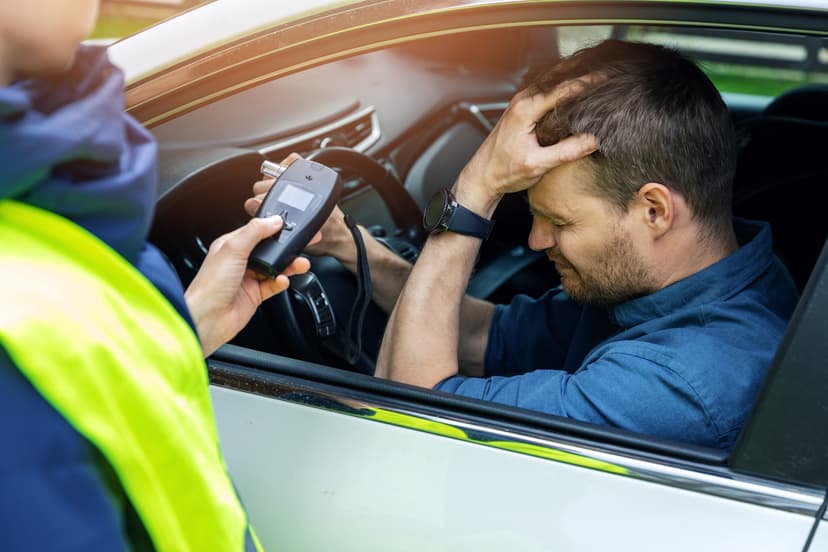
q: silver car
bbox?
[110,1,828,550]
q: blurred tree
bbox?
[91,0,203,40]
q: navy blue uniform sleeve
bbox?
[0,347,131,551]
[136,242,197,333]
[438,344,721,448]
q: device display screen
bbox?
[278,184,315,211]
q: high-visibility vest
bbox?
[0,199,261,551]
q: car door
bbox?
[105,1,828,549]
[208,349,824,551]
[807,521,828,551]
[210,235,828,551]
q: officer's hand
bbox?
[454,79,598,212]
[184,215,320,357]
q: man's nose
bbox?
[528,221,556,252]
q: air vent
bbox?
[261,106,381,156]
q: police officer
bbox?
[0,1,314,549]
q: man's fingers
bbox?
[533,133,598,169]
[248,153,302,217]
[508,87,533,106]
[519,75,599,125]
[252,151,301,195]
[307,231,322,247]
[244,197,261,216]
[529,78,588,118]
[280,152,302,166]
[252,178,274,196]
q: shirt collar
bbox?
[608,218,773,328]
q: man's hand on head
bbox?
[372,79,602,389]
[454,79,598,216]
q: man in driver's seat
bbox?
[247,40,799,450]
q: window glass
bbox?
[558,25,828,99]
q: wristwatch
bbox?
[422,188,493,239]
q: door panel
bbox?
[211,385,815,551]
[807,519,828,551]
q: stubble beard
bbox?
[552,229,657,307]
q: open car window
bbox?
[122,3,828,547]
[149,20,827,455]
[561,25,828,115]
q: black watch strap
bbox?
[424,188,493,239]
[445,199,493,239]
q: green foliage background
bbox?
[90,15,159,40]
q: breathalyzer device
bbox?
[248,158,343,278]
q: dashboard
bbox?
[146,27,564,370]
[145,23,786,371]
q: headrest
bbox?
[763,84,828,122]
[736,116,828,180]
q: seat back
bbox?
[732,86,828,290]
[762,83,828,122]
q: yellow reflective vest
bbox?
[0,200,261,551]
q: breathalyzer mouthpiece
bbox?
[261,160,288,180]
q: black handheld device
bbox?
[248,158,342,278]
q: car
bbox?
[107,1,828,550]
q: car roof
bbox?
[108,0,828,84]
[109,0,352,82]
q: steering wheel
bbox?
[308,146,424,240]
[261,147,423,372]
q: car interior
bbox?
[145,23,828,460]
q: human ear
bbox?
[636,183,674,237]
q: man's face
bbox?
[527,159,657,306]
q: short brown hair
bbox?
[526,39,737,241]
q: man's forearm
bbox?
[330,225,412,313]
[457,296,494,377]
[376,231,483,386]
[330,222,493,377]
[369,85,598,386]
[376,169,500,386]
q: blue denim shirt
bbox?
[436,219,799,449]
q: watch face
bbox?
[423,189,448,231]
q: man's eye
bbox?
[530,209,567,228]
